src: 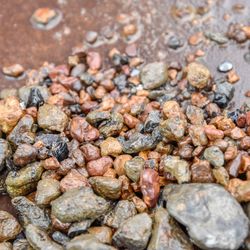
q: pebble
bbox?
[205,31,228,44]
[218,61,233,72]
[104,200,137,229]
[227,178,250,202]
[80,143,100,162]
[89,176,122,200]
[160,117,187,141]
[164,183,249,250]
[148,207,194,250]
[113,154,132,176]
[38,104,68,132]
[12,196,51,230]
[6,161,44,197]
[162,100,181,118]
[212,166,230,186]
[100,137,123,156]
[70,116,100,142]
[112,213,152,250]
[144,110,160,133]
[204,125,224,140]
[13,239,32,250]
[51,187,110,223]
[35,178,61,206]
[0,139,12,172]
[191,159,214,183]
[60,169,89,192]
[161,155,191,183]
[189,125,208,146]
[66,234,115,250]
[203,146,224,167]
[140,168,160,207]
[18,85,50,107]
[0,210,22,241]
[187,62,210,89]
[0,96,23,133]
[88,226,113,244]
[31,8,57,24]
[26,224,63,250]
[52,231,70,246]
[99,113,124,138]
[186,105,204,125]
[13,144,37,166]
[0,242,12,250]
[0,88,18,99]
[85,31,98,43]
[122,132,157,154]
[123,24,137,36]
[87,156,113,176]
[140,62,168,90]
[124,156,145,182]
[2,64,24,77]
[167,35,184,49]
[87,52,102,70]
[7,115,35,146]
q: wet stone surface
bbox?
[163,184,249,250]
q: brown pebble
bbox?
[227,70,240,83]
[100,137,123,157]
[224,146,238,161]
[191,159,214,183]
[123,113,140,128]
[87,156,113,176]
[13,144,37,166]
[229,127,246,140]
[80,143,101,162]
[44,157,61,170]
[60,169,90,192]
[132,196,148,213]
[140,168,160,208]
[88,226,113,244]
[87,52,102,70]
[70,116,100,142]
[227,178,250,202]
[32,7,57,24]
[123,24,137,36]
[2,64,24,77]
[204,125,224,140]
[114,154,132,176]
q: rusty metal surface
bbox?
[1,0,250,213]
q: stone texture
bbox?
[112,213,152,250]
[51,187,110,223]
[163,183,248,250]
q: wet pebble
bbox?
[26,224,63,250]
[203,146,224,167]
[163,183,249,250]
[38,104,68,132]
[187,62,210,89]
[0,210,22,242]
[100,137,123,156]
[0,96,23,133]
[12,196,51,230]
[140,62,168,90]
[85,31,98,43]
[35,178,61,206]
[161,155,190,183]
[51,187,110,223]
[13,144,37,166]
[148,207,194,250]
[2,64,24,77]
[218,61,233,73]
[104,200,137,229]
[66,234,115,250]
[89,176,122,200]
[113,213,152,250]
[124,156,145,182]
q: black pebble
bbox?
[213,93,229,108]
[26,88,44,108]
[51,140,69,162]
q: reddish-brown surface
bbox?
[1,0,250,214]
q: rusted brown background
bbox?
[1,0,250,212]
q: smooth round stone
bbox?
[218,61,233,72]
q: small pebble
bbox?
[218,61,233,72]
